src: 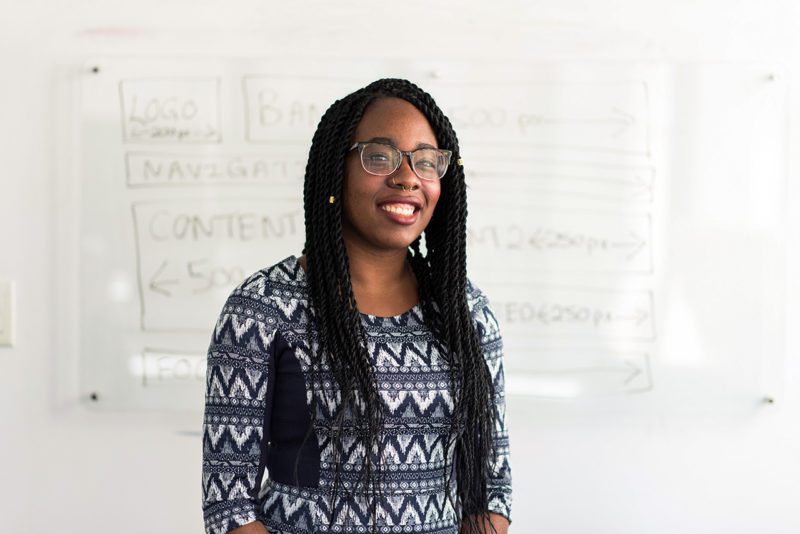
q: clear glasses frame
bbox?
[349,141,453,181]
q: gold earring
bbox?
[328,196,336,204]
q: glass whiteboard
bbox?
[74,58,786,413]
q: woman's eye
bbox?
[417,158,436,169]
[365,153,390,161]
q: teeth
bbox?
[381,203,416,216]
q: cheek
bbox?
[341,178,357,227]
[341,163,360,212]
[342,169,377,226]
[427,184,442,212]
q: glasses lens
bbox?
[412,148,449,180]
[360,143,400,175]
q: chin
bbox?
[381,239,419,251]
[343,220,426,253]
[374,232,423,251]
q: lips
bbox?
[376,195,423,212]
[377,196,422,225]
[381,203,416,215]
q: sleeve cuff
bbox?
[487,493,512,525]
[203,499,260,534]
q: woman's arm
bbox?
[229,522,269,534]
[467,281,514,529]
[460,512,510,534]
[202,274,277,534]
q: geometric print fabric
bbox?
[202,255,512,534]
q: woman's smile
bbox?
[376,195,423,224]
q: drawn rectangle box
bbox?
[131,198,303,332]
[132,348,206,387]
[468,206,653,275]
[505,348,653,397]
[465,159,655,204]
[489,283,656,342]
[242,75,359,143]
[125,151,306,188]
[119,77,222,143]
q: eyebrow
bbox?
[364,137,437,150]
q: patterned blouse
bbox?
[201,255,512,534]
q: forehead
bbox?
[353,97,437,148]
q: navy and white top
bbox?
[201,255,512,534]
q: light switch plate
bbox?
[0,280,14,346]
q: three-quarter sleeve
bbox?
[469,282,513,524]
[202,281,277,534]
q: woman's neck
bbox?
[346,247,409,288]
[349,248,418,316]
[298,245,419,317]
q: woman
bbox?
[202,78,512,534]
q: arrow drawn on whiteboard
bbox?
[201,124,218,138]
[610,231,646,260]
[628,174,653,199]
[610,107,636,138]
[620,359,643,385]
[612,308,649,327]
[149,260,179,297]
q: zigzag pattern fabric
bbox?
[202,255,512,534]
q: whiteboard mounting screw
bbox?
[90,392,100,402]
[91,66,100,74]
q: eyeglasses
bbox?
[349,142,452,181]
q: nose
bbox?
[388,154,421,191]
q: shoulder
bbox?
[235,255,305,298]
[217,255,308,323]
[465,277,501,341]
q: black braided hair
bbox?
[297,78,498,534]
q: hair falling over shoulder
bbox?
[298,78,498,534]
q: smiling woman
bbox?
[201,79,513,534]
[340,98,442,263]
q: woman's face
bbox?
[341,97,442,254]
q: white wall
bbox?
[1,1,799,533]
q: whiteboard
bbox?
[76,58,786,413]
